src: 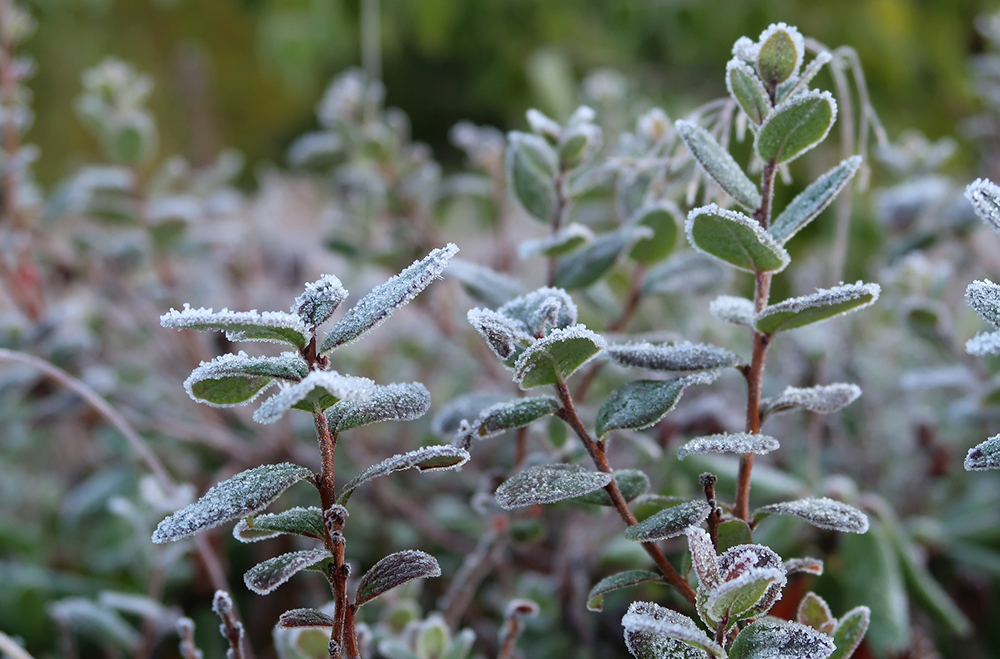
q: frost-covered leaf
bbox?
[498,287,578,336]
[710,295,756,327]
[183,352,308,408]
[716,519,753,554]
[587,570,663,612]
[513,325,606,389]
[760,383,861,420]
[784,557,824,576]
[770,157,862,244]
[326,382,431,432]
[277,609,335,628]
[628,203,680,264]
[755,497,869,533]
[355,550,442,607]
[755,91,837,165]
[797,593,834,631]
[707,565,786,623]
[507,131,557,222]
[554,227,651,289]
[966,331,1000,356]
[729,619,834,659]
[622,601,724,659]
[233,507,324,543]
[676,120,761,211]
[966,279,1000,329]
[686,204,790,273]
[965,177,1000,233]
[643,252,729,297]
[573,469,649,506]
[244,548,332,595]
[287,131,343,169]
[468,308,534,361]
[465,396,561,440]
[321,244,459,352]
[495,463,612,509]
[829,607,871,659]
[965,434,1000,471]
[727,59,771,125]
[607,341,740,372]
[446,259,524,308]
[519,223,595,259]
[596,372,717,439]
[161,305,310,348]
[292,274,348,327]
[755,23,804,85]
[97,591,173,623]
[152,463,313,543]
[624,500,711,542]
[338,445,470,504]
[431,392,507,437]
[47,598,139,652]
[686,528,721,590]
[754,283,880,334]
[559,123,602,170]
[253,371,375,423]
[677,433,780,460]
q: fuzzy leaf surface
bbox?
[292,274,348,327]
[325,382,431,432]
[761,383,861,420]
[965,177,1000,233]
[152,463,313,543]
[244,548,332,595]
[338,445,470,504]
[466,396,561,440]
[355,550,442,607]
[468,307,533,361]
[497,287,579,336]
[966,279,1000,329]
[754,283,880,334]
[727,59,771,124]
[624,500,711,542]
[513,325,606,389]
[161,305,310,348]
[183,352,308,407]
[707,566,786,623]
[797,593,834,630]
[729,619,835,659]
[676,120,761,210]
[686,528,721,590]
[596,372,717,439]
[966,434,1000,471]
[686,204,790,273]
[607,341,740,372]
[755,91,837,164]
[770,157,862,244]
[554,227,651,289]
[755,497,869,533]
[587,570,663,612]
[573,469,649,506]
[677,432,780,460]
[622,601,723,659]
[277,609,335,629]
[628,204,680,263]
[495,464,612,510]
[829,607,871,659]
[233,507,324,543]
[756,24,804,85]
[254,371,375,423]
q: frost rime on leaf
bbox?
[624,500,711,542]
[607,341,741,372]
[337,445,470,504]
[467,308,533,360]
[586,570,663,612]
[325,382,431,432]
[686,204,790,274]
[498,287,578,336]
[622,601,722,659]
[675,119,762,211]
[512,324,606,389]
[253,371,375,424]
[152,463,314,543]
[728,619,835,659]
[277,609,335,629]
[596,372,718,439]
[244,548,332,595]
[495,464,612,509]
[754,282,880,334]
[769,156,862,244]
[756,497,869,533]
[965,434,1000,471]
[291,274,348,327]
[965,177,1000,233]
[464,396,561,440]
[965,279,1000,329]
[677,432,780,460]
[966,331,1000,356]
[710,295,755,327]
[355,550,442,607]
[321,243,459,353]
[430,392,507,437]
[233,507,324,543]
[183,352,308,408]
[160,305,311,348]
[760,383,861,419]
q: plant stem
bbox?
[554,378,697,607]
[546,171,569,287]
[699,473,720,552]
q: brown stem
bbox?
[213,593,245,659]
[700,473,720,552]
[314,413,338,511]
[554,378,697,607]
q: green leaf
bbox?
[755,497,869,534]
[446,259,524,309]
[829,607,871,659]
[716,519,753,553]
[326,382,431,433]
[596,372,717,439]
[755,91,837,165]
[607,341,740,372]
[161,305,310,348]
[965,177,1000,233]
[729,619,834,659]
[322,244,459,352]
[676,120,762,211]
[707,566,786,623]
[519,223,594,259]
[506,131,558,222]
[244,548,333,595]
[292,274,349,327]
[464,396,561,440]
[677,432,779,460]
[431,392,508,438]
[796,593,834,631]
[277,608,335,629]
[770,157,862,244]
[587,570,663,612]
[183,352,308,407]
[559,123,602,170]
[47,599,140,652]
[497,287,578,336]
[642,252,729,297]
[627,203,680,263]
[624,500,711,542]
[622,602,724,659]
[355,550,442,607]
[966,278,1000,329]
[337,445,470,504]
[966,434,1000,471]
[760,383,861,421]
[754,283,880,334]
[512,325,606,389]
[495,463,612,509]
[253,371,375,423]
[686,527,721,591]
[468,307,534,362]
[233,507,324,543]
[727,59,771,125]
[710,295,755,327]
[554,227,650,289]
[573,469,650,506]
[755,24,804,85]
[686,204,790,273]
[152,463,313,543]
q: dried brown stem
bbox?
[700,473,720,552]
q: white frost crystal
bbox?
[160,304,311,347]
[495,464,612,510]
[607,340,741,372]
[966,279,1000,328]
[253,371,375,424]
[291,274,348,327]
[754,282,880,333]
[338,445,471,504]
[622,601,722,659]
[965,177,1000,233]
[355,550,442,606]
[326,382,431,432]
[710,295,755,327]
[244,548,332,595]
[677,432,780,460]
[761,383,861,418]
[467,307,533,360]
[756,497,869,533]
[965,434,1000,471]
[966,331,1000,356]
[497,287,578,335]
[182,351,308,407]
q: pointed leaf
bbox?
[498,287,579,336]
[467,307,534,361]
[676,120,761,211]
[797,593,834,630]
[465,396,561,440]
[710,295,755,327]
[628,203,680,263]
[686,204,790,273]
[607,341,740,372]
[707,566,787,623]
[244,548,332,595]
[507,132,557,222]
[770,157,862,244]
[277,609,335,629]
[678,432,779,460]
[321,244,459,352]
[754,283,880,334]
[152,463,313,543]
[496,463,611,509]
[338,445,470,504]
[596,372,718,439]
[519,223,594,259]
[643,252,729,297]
[755,91,837,165]
[966,279,1000,329]
[965,177,1000,233]
[291,274,348,328]
[829,607,870,659]
[513,325,606,389]
[587,570,663,612]
[755,23,804,85]
[183,352,308,407]
[573,469,650,506]
[253,371,375,423]
[966,434,1000,471]
[755,497,869,533]
[729,619,834,659]
[446,259,524,308]
[355,550,442,607]
[761,383,861,420]
[326,382,431,433]
[727,59,771,124]
[622,601,724,659]
[624,500,711,542]
[233,507,324,543]
[161,305,310,348]
[554,227,651,289]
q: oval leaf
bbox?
[755,91,837,165]
[710,295,755,327]
[573,469,650,506]
[797,593,834,631]
[292,274,349,327]
[676,120,762,211]
[495,464,612,510]
[677,433,780,460]
[966,434,1000,471]
[513,325,606,389]
[755,24,804,85]
[355,550,442,607]
[152,463,313,543]
[729,619,834,659]
[755,497,869,533]
[244,548,332,595]
[253,371,375,423]
[622,601,724,659]
[233,507,324,543]
[587,570,663,612]
[624,500,711,542]
[326,382,431,433]
[519,223,594,259]
[498,287,579,336]
[628,204,680,264]
[686,527,722,591]
[761,383,861,421]
[596,372,718,439]
[754,283,880,335]
[966,279,1000,329]
[183,352,308,407]
[727,59,771,125]
[466,396,561,440]
[770,156,862,244]
[829,607,871,659]
[468,307,534,361]
[278,608,335,629]
[338,445,470,504]
[686,204,790,273]
[554,227,651,289]
[506,132,557,222]
[708,567,787,624]
[446,259,524,309]
[161,305,310,348]
[965,177,1000,233]
[607,341,740,372]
